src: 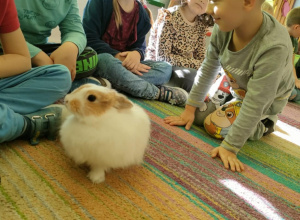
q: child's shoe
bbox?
[23,106,65,145]
[262,118,275,136]
[158,85,188,106]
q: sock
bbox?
[155,86,161,100]
[19,116,33,139]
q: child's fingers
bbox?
[230,159,244,172]
[237,160,245,171]
[211,148,219,158]
[228,160,236,172]
[131,69,143,76]
[139,64,151,70]
[119,52,128,57]
[70,70,76,81]
[185,120,193,130]
[136,65,149,73]
[169,119,186,126]
[219,154,229,169]
[164,116,181,122]
[222,159,229,169]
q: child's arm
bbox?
[31,51,54,67]
[51,1,86,80]
[24,42,53,67]
[0,28,31,78]
[83,0,120,56]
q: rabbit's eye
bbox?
[87,95,96,102]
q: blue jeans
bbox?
[0,65,71,143]
[94,53,172,99]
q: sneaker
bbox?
[158,85,188,106]
[24,106,64,145]
[262,118,275,136]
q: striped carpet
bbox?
[0,99,299,220]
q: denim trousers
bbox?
[94,53,172,99]
[0,65,71,143]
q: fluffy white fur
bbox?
[60,84,151,183]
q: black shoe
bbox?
[262,118,275,136]
[24,106,63,145]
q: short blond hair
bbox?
[286,7,300,27]
[261,2,274,15]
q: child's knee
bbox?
[51,65,72,93]
[289,88,300,102]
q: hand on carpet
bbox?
[164,105,196,130]
[211,146,244,172]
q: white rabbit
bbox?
[60,84,151,183]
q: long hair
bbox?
[112,0,153,29]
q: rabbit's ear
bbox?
[114,93,133,110]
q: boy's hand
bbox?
[164,105,196,130]
[211,146,244,172]
[31,51,54,67]
[120,51,141,71]
[50,42,78,81]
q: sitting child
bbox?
[82,0,188,106]
[0,0,71,145]
[146,0,214,92]
[14,0,108,91]
[286,7,300,102]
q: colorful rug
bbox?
[0,100,299,219]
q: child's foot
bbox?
[157,85,188,106]
[262,118,275,136]
[22,106,65,145]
